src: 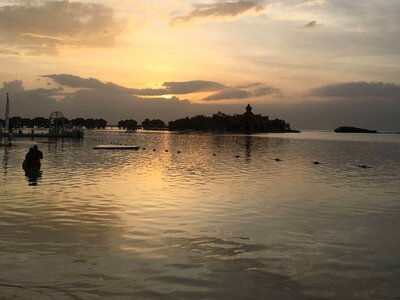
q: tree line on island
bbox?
[99,112,295,133]
[167,112,294,132]
[0,117,108,129]
[1,111,296,133]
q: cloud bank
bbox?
[203,84,277,100]
[43,74,227,96]
[311,82,400,98]
[1,76,399,130]
[43,74,276,99]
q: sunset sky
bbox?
[0,0,399,129]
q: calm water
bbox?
[1,131,400,299]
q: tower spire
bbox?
[246,103,252,113]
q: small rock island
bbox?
[334,126,377,133]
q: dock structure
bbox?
[1,131,84,139]
[1,96,84,139]
[93,145,140,150]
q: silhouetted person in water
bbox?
[23,145,42,172]
[23,146,43,186]
[25,147,35,162]
[33,145,43,160]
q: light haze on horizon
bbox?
[0,0,399,130]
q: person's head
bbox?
[33,145,38,150]
[29,147,34,152]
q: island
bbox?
[168,104,299,133]
[334,126,377,133]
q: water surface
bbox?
[1,131,399,299]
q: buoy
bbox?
[143,148,146,150]
[358,165,371,169]
[235,155,240,158]
[153,149,156,151]
[177,151,181,153]
[165,150,168,152]
[274,158,282,162]
[313,161,320,165]
[213,154,216,156]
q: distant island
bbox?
[334,126,377,133]
[168,104,299,133]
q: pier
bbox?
[1,95,84,139]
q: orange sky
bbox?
[0,0,399,129]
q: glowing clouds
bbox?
[0,1,125,55]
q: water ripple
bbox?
[0,131,399,299]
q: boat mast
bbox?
[5,93,10,134]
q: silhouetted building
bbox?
[228,104,270,132]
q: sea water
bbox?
[1,131,399,299]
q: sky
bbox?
[0,0,399,130]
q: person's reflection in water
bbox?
[25,169,42,186]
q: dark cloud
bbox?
[162,81,227,94]
[172,0,266,24]
[0,79,62,117]
[3,79,25,92]
[203,84,277,100]
[0,1,125,54]
[120,80,227,96]
[311,82,400,98]
[304,20,322,28]
[203,88,250,100]
[236,82,263,89]
[0,79,194,122]
[44,74,227,95]
[252,86,278,96]
[43,74,105,89]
